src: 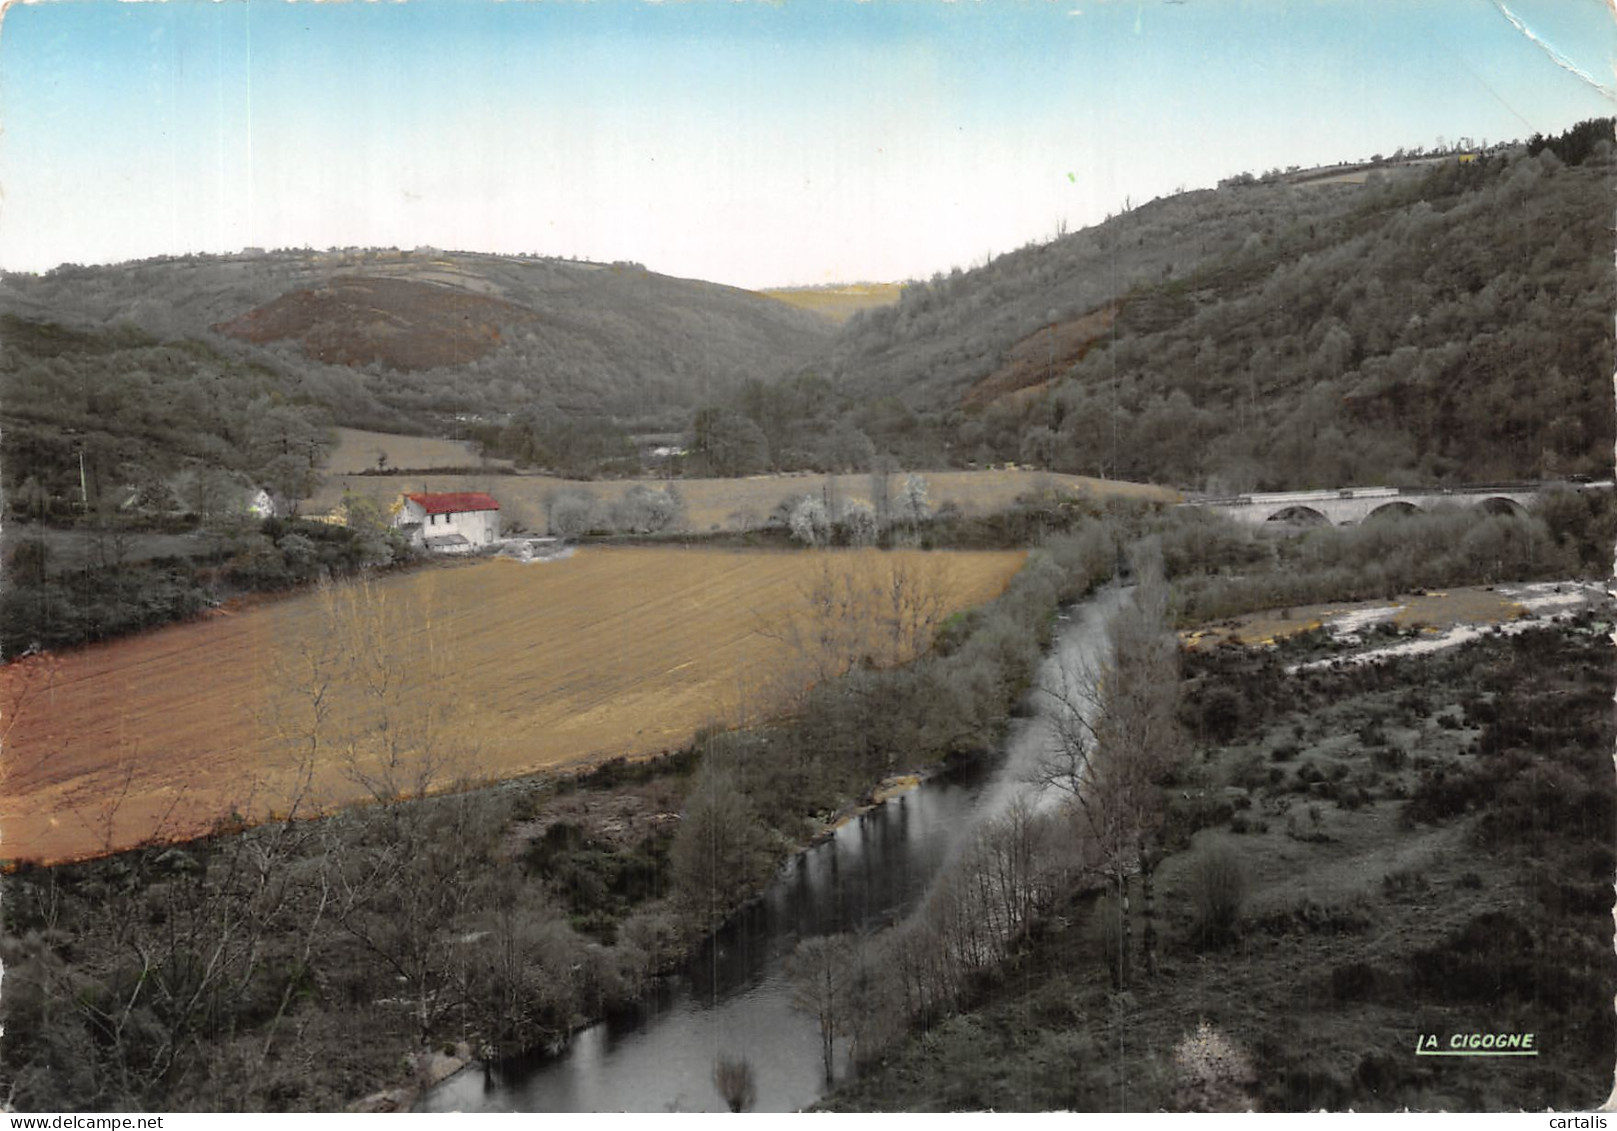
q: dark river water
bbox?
[420,586,1128,1113]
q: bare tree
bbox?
[785,934,853,1082]
[900,473,930,534]
[876,556,948,668]
[261,572,488,1048]
[758,554,952,701]
[33,764,333,1109]
[312,573,472,805]
[711,1053,757,1112]
[838,498,878,546]
[868,457,896,535]
[669,760,770,928]
[1033,574,1189,985]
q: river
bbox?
[420,585,1130,1113]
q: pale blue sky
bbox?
[1,0,1612,289]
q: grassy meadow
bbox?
[324,426,514,475]
[757,282,904,323]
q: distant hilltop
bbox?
[1221,141,1525,190]
[759,282,903,324]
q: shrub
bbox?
[1403,764,1489,825]
[1336,787,1366,810]
[1409,912,1550,1006]
[1254,898,1370,937]
[1192,685,1244,744]
[1171,794,1235,844]
[1370,744,1406,772]
[1330,961,1386,1001]
[712,1054,757,1112]
[1353,1051,1410,1099]
[1357,719,1388,747]
[1381,868,1428,897]
[1229,753,1269,791]
[1189,842,1247,947]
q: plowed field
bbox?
[2,547,1024,864]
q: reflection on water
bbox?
[421,587,1128,1113]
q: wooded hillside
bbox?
[1,316,335,523]
[756,123,1615,488]
[3,124,1610,494]
[0,249,833,435]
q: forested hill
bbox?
[811,125,1614,490]
[0,249,833,430]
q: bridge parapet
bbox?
[1192,484,1548,527]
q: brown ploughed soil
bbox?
[2,546,1024,863]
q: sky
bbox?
[0,0,1613,290]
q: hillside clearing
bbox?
[2,547,1024,864]
[325,426,514,474]
[758,282,903,323]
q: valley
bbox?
[0,118,1612,1115]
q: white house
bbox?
[394,491,501,553]
[247,488,277,519]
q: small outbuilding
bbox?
[395,491,501,553]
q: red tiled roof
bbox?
[405,491,501,515]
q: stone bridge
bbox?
[1190,483,1597,527]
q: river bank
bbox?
[348,763,941,1113]
[416,584,1131,1112]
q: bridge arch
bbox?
[1365,500,1423,522]
[1264,505,1329,526]
[1477,496,1528,517]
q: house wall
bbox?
[397,499,428,547]
[425,508,500,545]
[396,499,501,547]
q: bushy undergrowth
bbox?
[0,789,679,1112]
[2,514,416,656]
[828,620,1617,1113]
